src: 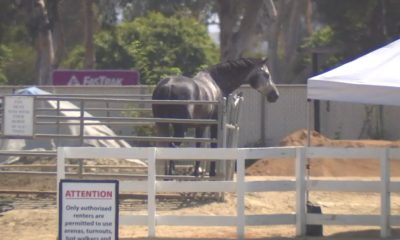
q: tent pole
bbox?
[306,99,312,204]
[307,99,312,147]
[312,52,321,133]
[314,100,321,132]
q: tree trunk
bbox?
[217,0,311,83]
[218,0,264,61]
[32,0,55,85]
[48,0,65,69]
[218,0,238,61]
[281,0,304,83]
[233,0,263,58]
[266,0,287,83]
[265,0,312,84]
[83,0,95,69]
[306,0,313,35]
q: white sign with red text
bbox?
[59,180,119,240]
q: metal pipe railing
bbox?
[35,115,218,124]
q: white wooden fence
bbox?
[57,147,400,239]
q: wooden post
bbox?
[296,147,306,236]
[217,98,226,148]
[79,100,85,146]
[56,147,66,185]
[78,159,84,179]
[236,150,245,239]
[56,147,66,211]
[147,148,157,237]
[217,98,227,200]
[380,148,390,237]
[56,100,60,147]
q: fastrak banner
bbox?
[52,70,140,86]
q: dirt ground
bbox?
[247,129,400,177]
[1,129,400,239]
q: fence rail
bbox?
[1,93,244,180]
[0,95,225,146]
[57,146,400,239]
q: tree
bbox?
[305,0,400,73]
[214,0,313,84]
[2,0,105,85]
[0,1,37,84]
[62,12,219,85]
[0,45,12,84]
[217,0,266,61]
[3,44,37,85]
[83,0,95,68]
[265,0,313,84]
[121,0,215,23]
[19,0,55,85]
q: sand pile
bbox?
[246,129,400,177]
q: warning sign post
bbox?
[59,180,119,240]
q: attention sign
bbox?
[52,70,140,86]
[59,179,119,240]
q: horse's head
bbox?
[247,58,279,102]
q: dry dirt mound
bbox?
[246,129,400,177]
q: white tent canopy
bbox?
[307,39,400,106]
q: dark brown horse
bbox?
[152,58,279,176]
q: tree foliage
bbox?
[304,0,400,72]
[0,0,37,85]
[262,0,312,84]
[120,0,215,23]
[3,43,37,85]
[0,45,11,84]
[2,0,399,86]
[62,12,219,84]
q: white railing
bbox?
[57,147,400,239]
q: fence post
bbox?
[79,100,85,146]
[0,96,3,134]
[78,159,84,179]
[236,149,245,239]
[57,147,66,211]
[56,99,60,147]
[217,98,227,180]
[57,147,66,183]
[217,97,227,148]
[106,102,110,129]
[380,148,390,238]
[147,147,157,238]
[295,147,306,236]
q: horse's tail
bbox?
[152,76,192,119]
[152,78,172,99]
[152,78,173,118]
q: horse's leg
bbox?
[169,124,185,175]
[194,127,206,176]
[209,125,218,177]
[155,123,171,175]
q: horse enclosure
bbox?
[3,85,400,147]
[0,86,242,179]
[1,86,400,239]
[57,146,400,238]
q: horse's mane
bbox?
[208,58,264,73]
[207,58,265,95]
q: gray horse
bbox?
[152,58,279,176]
